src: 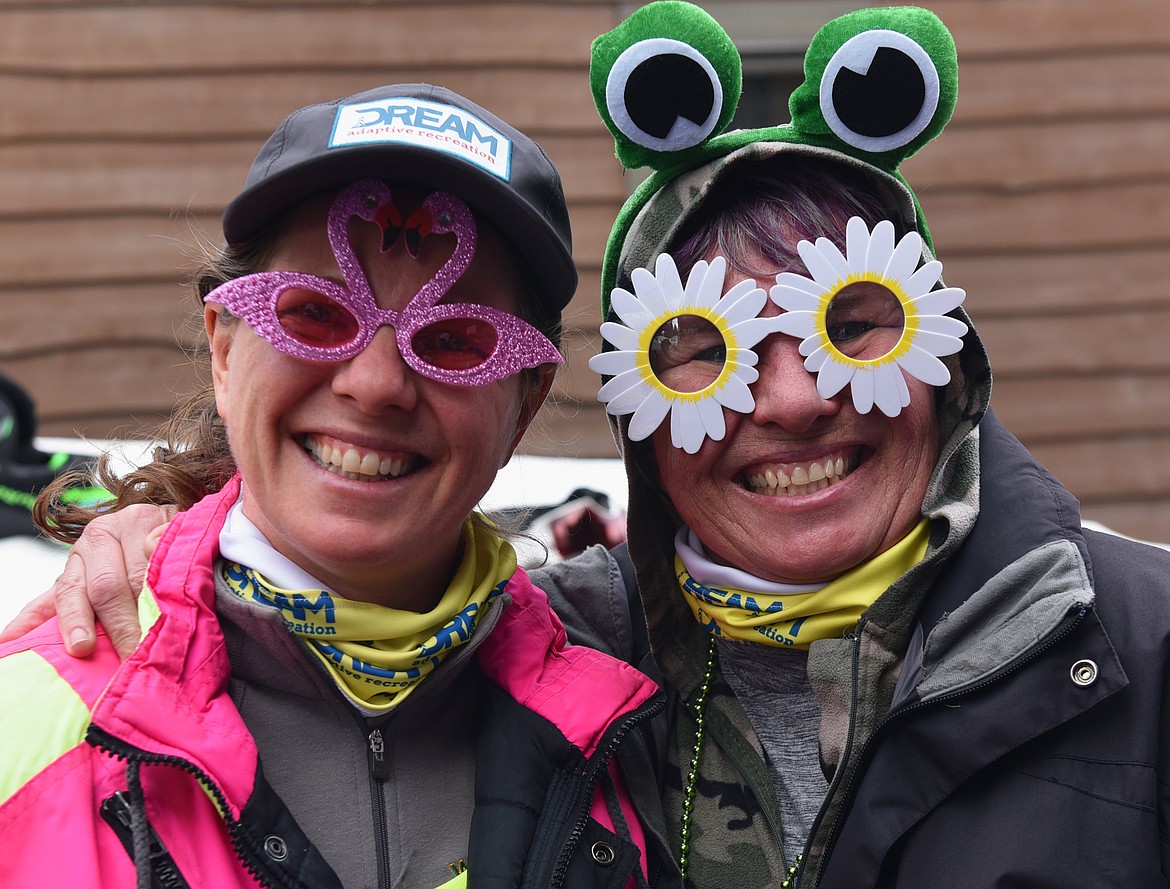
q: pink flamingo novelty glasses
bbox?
[204,180,563,387]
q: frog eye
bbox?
[590,1,741,171]
[606,37,724,154]
[820,28,941,154]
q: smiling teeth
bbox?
[746,456,853,497]
[306,437,411,481]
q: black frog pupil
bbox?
[832,46,926,138]
[625,53,715,139]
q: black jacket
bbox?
[816,414,1170,887]
[540,414,1170,888]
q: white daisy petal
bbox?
[905,260,943,298]
[804,344,831,372]
[631,266,670,317]
[727,347,760,369]
[897,346,952,386]
[628,390,672,441]
[773,311,818,339]
[911,287,966,317]
[678,259,707,308]
[914,330,965,357]
[772,272,824,298]
[697,396,727,443]
[597,367,646,403]
[895,365,912,408]
[850,367,876,414]
[672,401,704,454]
[691,257,725,309]
[797,335,823,358]
[884,229,923,282]
[797,240,844,288]
[814,237,849,278]
[610,287,654,329]
[589,349,639,377]
[846,216,871,275]
[714,374,756,413]
[866,220,896,274]
[654,254,686,310]
[730,317,782,349]
[769,283,822,313]
[872,365,905,417]
[721,284,769,324]
[605,377,657,415]
[915,314,968,338]
[815,355,855,399]
[597,321,642,352]
[735,363,760,385]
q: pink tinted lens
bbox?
[411,317,499,371]
[275,287,361,348]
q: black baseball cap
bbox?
[222,83,578,311]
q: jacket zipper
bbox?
[88,726,283,888]
[798,605,1088,888]
[100,790,191,889]
[369,727,392,889]
[351,712,393,889]
[548,692,666,888]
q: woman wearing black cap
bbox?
[0,85,663,889]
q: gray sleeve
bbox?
[530,544,636,662]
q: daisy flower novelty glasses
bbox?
[589,253,776,454]
[205,179,562,387]
[591,217,967,453]
[770,217,967,416]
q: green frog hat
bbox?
[588,3,981,455]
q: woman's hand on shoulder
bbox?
[0,504,175,659]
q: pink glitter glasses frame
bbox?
[203,179,563,387]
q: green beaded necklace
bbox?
[676,638,803,888]
[677,640,715,880]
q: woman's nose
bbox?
[330,324,419,413]
[748,334,840,432]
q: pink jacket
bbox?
[0,477,660,887]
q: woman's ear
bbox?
[504,364,556,465]
[205,305,234,421]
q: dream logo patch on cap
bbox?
[329,97,513,181]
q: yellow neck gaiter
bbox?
[677,519,930,649]
[222,519,517,710]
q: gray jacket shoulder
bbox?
[530,544,637,662]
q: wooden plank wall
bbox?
[1,0,1168,541]
[556,0,1170,541]
[0,0,624,446]
[886,0,1170,540]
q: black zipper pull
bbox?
[368,728,391,782]
[100,791,192,889]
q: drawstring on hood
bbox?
[126,761,152,889]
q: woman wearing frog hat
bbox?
[12,5,1170,888]
[571,4,1170,887]
[0,83,666,888]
